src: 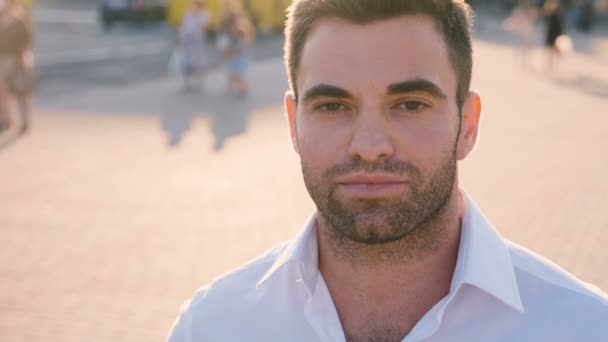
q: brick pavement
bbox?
[1,35,607,341]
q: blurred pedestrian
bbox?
[0,0,34,134]
[565,0,581,29]
[224,18,254,97]
[504,0,540,66]
[543,0,566,71]
[577,0,595,32]
[178,0,210,92]
[216,0,244,58]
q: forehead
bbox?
[298,15,456,99]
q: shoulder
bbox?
[199,241,288,301]
[167,242,289,342]
[506,241,608,325]
[503,241,608,338]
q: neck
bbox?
[317,188,465,335]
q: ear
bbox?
[456,91,482,160]
[285,91,300,154]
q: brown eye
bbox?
[317,103,348,112]
[398,101,427,111]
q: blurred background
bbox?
[0,0,607,341]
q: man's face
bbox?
[287,16,478,245]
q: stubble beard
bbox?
[302,149,457,262]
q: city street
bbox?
[1,7,608,342]
[34,0,175,96]
[33,1,283,97]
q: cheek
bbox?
[391,114,457,169]
[297,116,351,170]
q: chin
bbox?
[350,225,405,245]
[352,208,390,225]
[348,213,402,243]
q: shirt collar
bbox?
[256,193,525,313]
[256,214,319,294]
[451,192,525,313]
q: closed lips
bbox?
[336,174,407,185]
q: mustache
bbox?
[325,158,422,179]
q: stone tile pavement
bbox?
[1,35,607,341]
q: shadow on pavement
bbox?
[160,107,194,148]
[0,126,27,152]
[36,56,288,151]
[553,74,608,99]
[209,95,251,151]
[157,89,253,150]
[0,133,19,151]
[156,58,287,150]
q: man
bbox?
[0,0,34,133]
[168,1,608,341]
[179,0,211,92]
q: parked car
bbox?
[100,0,168,30]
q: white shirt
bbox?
[168,194,608,341]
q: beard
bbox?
[302,149,457,246]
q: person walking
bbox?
[544,0,566,71]
[217,0,243,51]
[0,0,34,134]
[578,0,595,32]
[224,17,254,97]
[504,0,540,66]
[178,0,210,92]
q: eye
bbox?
[315,103,349,112]
[396,101,428,112]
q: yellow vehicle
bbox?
[245,0,291,32]
[18,0,35,10]
[169,0,224,29]
[168,0,290,32]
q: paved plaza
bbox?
[1,27,607,341]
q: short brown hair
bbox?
[284,0,474,108]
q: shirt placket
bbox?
[402,296,450,342]
[303,272,347,342]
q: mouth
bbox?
[335,174,409,198]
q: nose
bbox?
[348,109,394,164]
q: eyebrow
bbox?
[387,79,447,99]
[299,79,447,105]
[300,84,353,104]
